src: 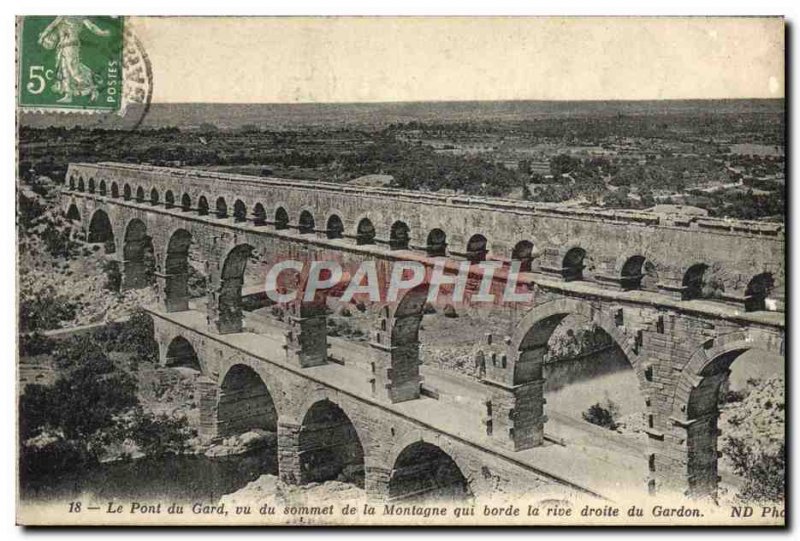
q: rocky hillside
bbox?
[19,187,157,330]
[721,375,785,456]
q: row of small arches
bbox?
[70,179,778,311]
[68,178,517,264]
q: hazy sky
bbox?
[130,17,784,103]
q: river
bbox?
[20,447,276,504]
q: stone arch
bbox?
[215,243,254,333]
[215,196,228,218]
[682,263,709,300]
[511,240,535,272]
[66,203,81,222]
[562,246,586,281]
[149,188,159,205]
[371,284,428,403]
[387,439,473,502]
[197,195,209,216]
[123,184,132,200]
[98,180,107,196]
[69,176,76,190]
[252,202,267,226]
[426,228,447,257]
[164,336,202,372]
[356,217,376,245]
[181,193,192,212]
[111,182,119,198]
[669,329,784,498]
[744,272,775,312]
[289,387,369,447]
[164,190,175,209]
[326,214,344,239]
[466,234,488,262]
[274,206,289,230]
[617,254,659,291]
[673,329,784,414]
[298,210,315,234]
[297,398,365,487]
[163,228,193,312]
[217,363,279,437]
[122,218,155,290]
[503,298,647,451]
[233,199,247,222]
[509,298,642,387]
[135,186,145,202]
[87,209,115,253]
[389,220,411,250]
[77,177,85,191]
[88,178,95,193]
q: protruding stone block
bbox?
[283,300,328,368]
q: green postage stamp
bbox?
[18,16,124,111]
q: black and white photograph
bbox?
[13,14,786,527]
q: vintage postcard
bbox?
[15,16,785,526]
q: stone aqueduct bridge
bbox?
[62,162,785,501]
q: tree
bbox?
[604,188,632,209]
[723,439,784,503]
[19,333,192,485]
[94,308,159,364]
[19,287,77,332]
[28,348,138,441]
[549,154,581,177]
[119,410,195,458]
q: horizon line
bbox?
[142,97,785,106]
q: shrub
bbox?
[721,388,748,405]
[582,400,619,430]
[19,437,92,480]
[18,332,56,357]
[122,410,195,458]
[723,438,785,503]
[53,334,106,371]
[326,320,340,337]
[22,344,138,441]
[19,288,77,332]
[107,309,159,363]
[17,191,47,228]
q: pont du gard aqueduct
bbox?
[61,162,785,503]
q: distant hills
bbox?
[19,99,784,131]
